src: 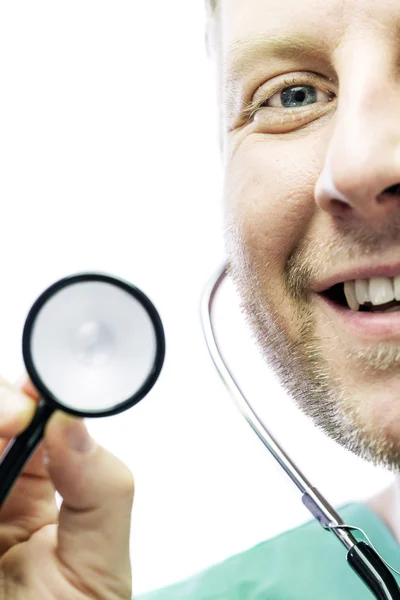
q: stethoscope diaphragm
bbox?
[0,271,165,507]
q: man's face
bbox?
[221,0,400,470]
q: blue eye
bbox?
[279,85,318,108]
[242,75,335,123]
[263,83,333,109]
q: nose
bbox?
[315,68,400,224]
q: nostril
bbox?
[331,199,351,210]
[384,184,400,195]
[330,199,352,216]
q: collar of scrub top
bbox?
[200,262,400,600]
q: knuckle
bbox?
[120,465,135,499]
[111,460,135,500]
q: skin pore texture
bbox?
[216,0,400,540]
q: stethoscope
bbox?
[200,262,400,600]
[0,266,399,599]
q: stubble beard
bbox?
[226,227,400,474]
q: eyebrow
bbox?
[224,32,331,81]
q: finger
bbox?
[45,413,133,598]
[0,376,56,555]
[15,374,41,402]
[1,374,47,476]
[0,445,57,556]
[0,376,36,438]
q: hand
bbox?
[0,375,133,599]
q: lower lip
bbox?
[316,294,400,339]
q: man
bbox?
[3,0,400,597]
[137,0,400,597]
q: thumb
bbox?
[44,412,134,599]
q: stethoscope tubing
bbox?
[200,262,400,600]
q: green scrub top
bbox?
[137,502,400,599]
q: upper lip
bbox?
[313,261,400,293]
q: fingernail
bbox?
[14,375,39,399]
[0,386,34,420]
[14,373,28,388]
[64,418,94,454]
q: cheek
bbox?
[224,135,317,269]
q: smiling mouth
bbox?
[321,279,400,313]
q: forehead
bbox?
[221,0,341,39]
[220,0,400,80]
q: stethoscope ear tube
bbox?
[347,542,400,600]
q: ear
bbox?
[204,1,225,159]
[204,1,217,59]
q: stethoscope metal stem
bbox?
[200,263,352,539]
[200,263,400,598]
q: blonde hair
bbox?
[205,0,218,16]
[204,0,223,153]
[205,0,219,55]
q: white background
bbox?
[0,2,393,596]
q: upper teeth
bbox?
[344,276,400,311]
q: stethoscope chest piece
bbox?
[0,271,165,507]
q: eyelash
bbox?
[243,74,334,121]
